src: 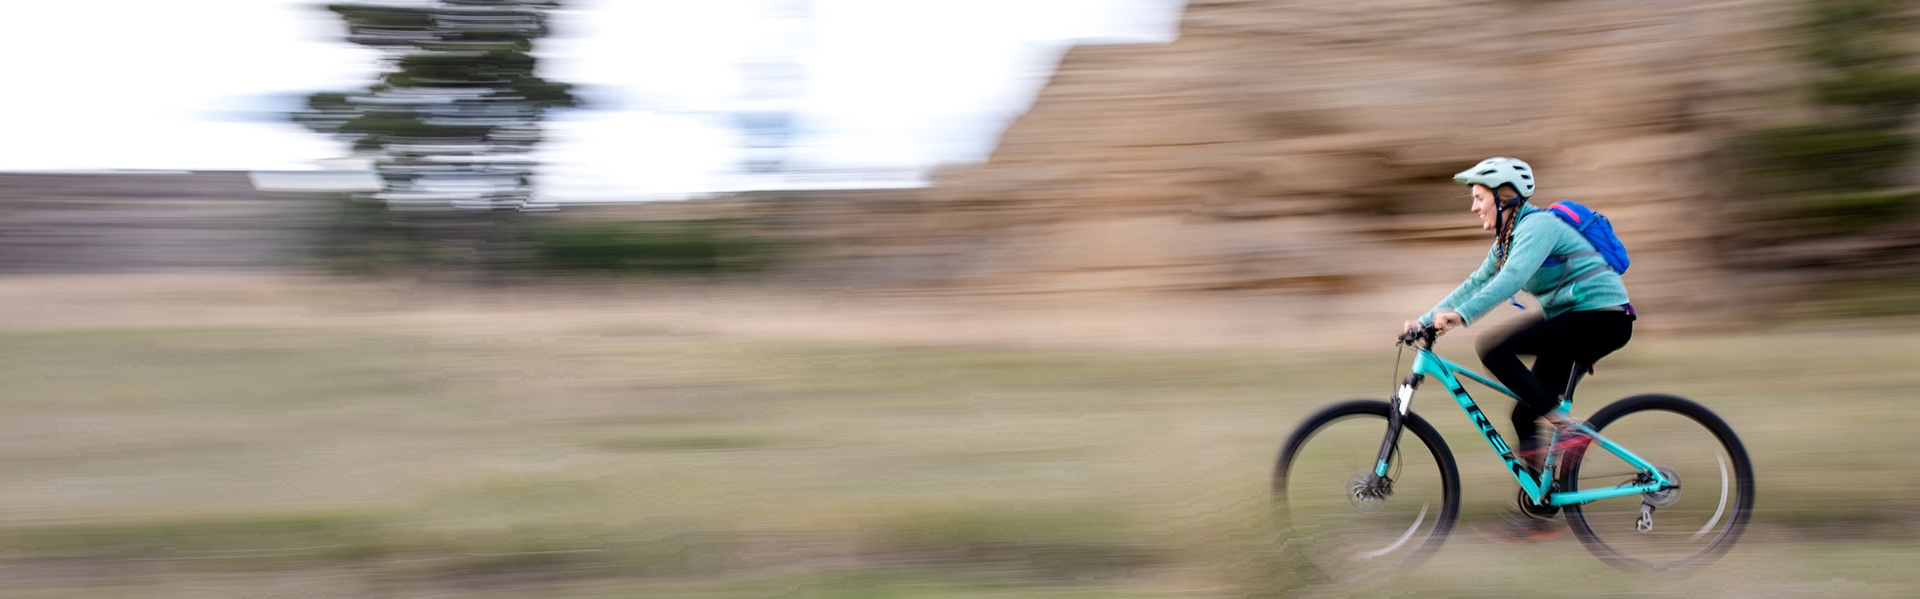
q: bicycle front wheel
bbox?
[1563,394,1755,570]
[1272,400,1460,582]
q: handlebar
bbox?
[1397,325,1440,349]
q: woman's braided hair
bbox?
[1491,185,1524,271]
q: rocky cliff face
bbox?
[778,0,1807,321]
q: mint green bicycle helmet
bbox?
[1453,156,1535,199]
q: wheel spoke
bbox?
[1563,394,1752,571]
[1273,400,1460,581]
[1358,503,1428,561]
[1688,452,1730,542]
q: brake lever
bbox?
[1395,326,1440,348]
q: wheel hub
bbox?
[1347,472,1390,514]
[1641,466,1682,508]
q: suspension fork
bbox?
[1370,373,1426,483]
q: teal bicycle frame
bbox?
[1374,343,1674,508]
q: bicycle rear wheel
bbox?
[1273,400,1460,582]
[1562,394,1754,570]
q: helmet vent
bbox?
[1478,169,1497,175]
[1513,165,1528,171]
[1521,174,1532,179]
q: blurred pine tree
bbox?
[290,1,582,275]
[293,0,579,212]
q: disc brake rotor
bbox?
[1347,472,1388,514]
[1641,466,1682,507]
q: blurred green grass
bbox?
[0,319,1916,597]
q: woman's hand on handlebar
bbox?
[1398,321,1433,347]
[1399,312,1460,346]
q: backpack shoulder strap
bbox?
[1546,201,1587,228]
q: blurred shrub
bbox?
[1800,0,1918,70]
[1722,0,1920,273]
[1740,123,1919,235]
[1747,124,1913,188]
[313,197,519,274]
[311,198,788,276]
[1811,71,1920,108]
[522,218,784,273]
[1804,278,1920,316]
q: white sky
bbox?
[0,0,1182,200]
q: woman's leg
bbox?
[1531,354,1576,408]
[1477,311,1635,460]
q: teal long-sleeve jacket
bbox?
[1419,204,1630,327]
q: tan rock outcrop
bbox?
[837,0,1806,320]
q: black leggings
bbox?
[1475,310,1635,456]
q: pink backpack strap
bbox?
[1549,201,1582,224]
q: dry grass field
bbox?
[0,275,1915,598]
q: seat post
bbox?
[1562,361,1589,401]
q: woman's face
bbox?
[1470,184,1499,230]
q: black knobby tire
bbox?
[1272,400,1461,582]
[1562,394,1755,571]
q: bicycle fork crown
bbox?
[1395,374,1423,413]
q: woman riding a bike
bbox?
[1402,156,1635,540]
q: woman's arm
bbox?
[1450,218,1558,325]
[1419,246,1498,326]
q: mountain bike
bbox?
[1270,326,1753,580]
